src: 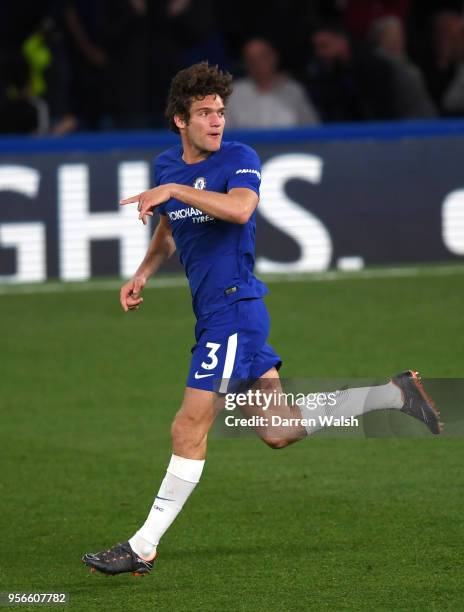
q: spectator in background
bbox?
[441,19,464,115]
[423,9,464,116]
[165,0,228,68]
[227,38,320,128]
[0,52,49,135]
[149,0,230,127]
[64,0,108,130]
[368,16,437,118]
[0,0,75,135]
[103,0,152,129]
[305,23,397,122]
[342,0,412,39]
[64,0,153,130]
[25,8,77,136]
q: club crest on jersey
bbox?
[193,176,207,190]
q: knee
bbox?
[171,418,182,445]
[171,416,190,445]
[171,414,205,448]
[261,435,290,450]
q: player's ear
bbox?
[174,114,187,131]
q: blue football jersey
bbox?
[155,141,268,318]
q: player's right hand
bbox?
[120,276,146,312]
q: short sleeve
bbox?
[226,145,261,196]
[152,159,167,216]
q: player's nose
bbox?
[210,113,222,126]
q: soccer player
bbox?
[82,62,442,577]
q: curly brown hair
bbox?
[165,61,233,133]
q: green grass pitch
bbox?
[1,267,464,611]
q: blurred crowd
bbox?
[1,0,464,135]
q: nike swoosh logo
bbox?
[194,371,215,379]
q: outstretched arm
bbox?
[120,214,176,312]
[120,184,259,226]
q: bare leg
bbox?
[238,368,307,448]
[171,387,224,459]
[129,387,224,559]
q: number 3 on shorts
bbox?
[201,342,221,370]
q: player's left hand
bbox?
[120,184,173,225]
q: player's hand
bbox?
[120,184,173,225]
[120,275,146,312]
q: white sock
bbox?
[300,382,403,436]
[129,454,205,559]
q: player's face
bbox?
[183,95,225,153]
